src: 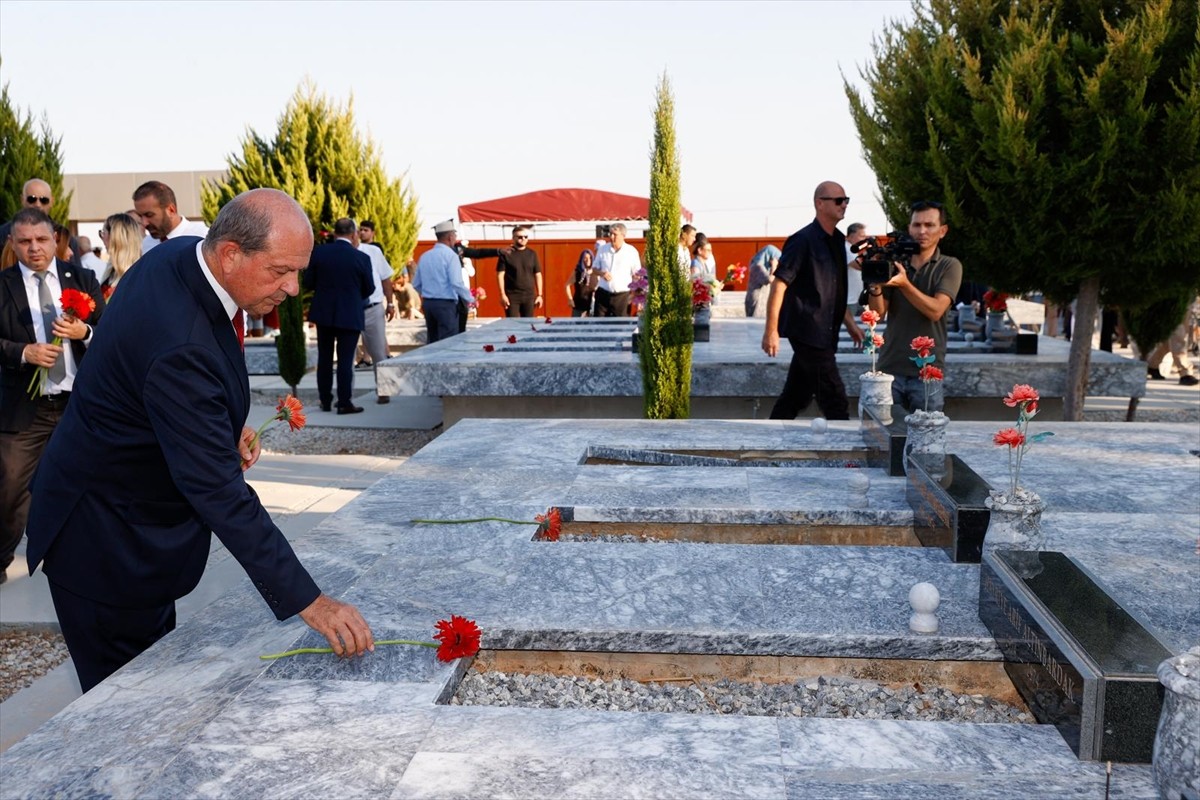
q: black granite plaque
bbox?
[1016,332,1038,354]
[979,550,1170,763]
[860,403,907,476]
[904,454,992,562]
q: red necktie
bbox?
[233,309,245,350]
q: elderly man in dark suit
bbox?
[303,218,374,414]
[25,189,374,692]
[0,208,104,584]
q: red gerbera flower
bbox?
[918,364,943,382]
[433,615,482,662]
[60,288,96,320]
[483,344,495,352]
[507,335,518,344]
[993,427,1025,448]
[535,507,563,541]
[860,309,880,325]
[1004,384,1039,407]
[275,395,306,431]
[910,336,935,354]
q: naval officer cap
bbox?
[433,219,457,234]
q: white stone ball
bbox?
[811,417,828,434]
[909,582,941,614]
[964,333,975,345]
[848,471,871,494]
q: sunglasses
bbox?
[515,235,529,240]
[819,196,850,205]
[26,195,51,206]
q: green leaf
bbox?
[1028,431,1055,443]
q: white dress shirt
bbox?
[80,251,107,276]
[143,217,209,254]
[196,241,238,322]
[358,243,393,305]
[593,242,642,293]
[19,260,86,394]
[846,243,863,305]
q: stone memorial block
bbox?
[861,403,907,476]
[905,454,992,563]
[1016,332,1039,355]
[980,550,1171,763]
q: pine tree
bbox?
[201,80,419,275]
[639,73,694,419]
[846,0,1200,419]
[0,59,71,226]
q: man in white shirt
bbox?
[592,223,642,317]
[845,222,867,314]
[77,236,107,277]
[134,181,209,254]
[357,233,396,404]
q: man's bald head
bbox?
[21,178,53,210]
[812,181,849,229]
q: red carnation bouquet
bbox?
[908,336,943,412]
[260,614,482,663]
[692,278,712,310]
[27,287,97,399]
[992,384,1054,498]
[983,290,1009,313]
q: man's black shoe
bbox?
[376,395,390,404]
[320,402,332,412]
[1180,374,1199,386]
[1148,368,1166,380]
[336,404,364,415]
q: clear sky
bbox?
[1,0,913,238]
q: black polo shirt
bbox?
[773,219,848,350]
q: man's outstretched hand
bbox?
[298,594,375,657]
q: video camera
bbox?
[851,232,921,285]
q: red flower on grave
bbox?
[434,615,482,662]
[910,336,935,356]
[918,364,943,382]
[993,427,1025,448]
[535,507,562,541]
[983,290,1009,312]
[60,288,96,320]
[1004,384,1039,408]
[507,335,518,344]
[860,309,880,325]
[483,344,495,352]
[872,334,884,348]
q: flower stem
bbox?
[259,639,437,660]
[411,517,532,526]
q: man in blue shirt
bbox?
[414,220,475,343]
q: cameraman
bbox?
[867,200,962,413]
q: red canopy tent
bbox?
[457,187,692,224]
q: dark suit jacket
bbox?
[25,237,320,615]
[774,219,848,350]
[0,259,105,432]
[302,239,373,330]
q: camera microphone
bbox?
[849,238,874,254]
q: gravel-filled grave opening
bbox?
[448,650,1034,724]
[584,445,885,469]
[551,520,921,547]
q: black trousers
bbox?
[769,340,850,420]
[0,395,68,572]
[424,299,459,343]
[315,324,360,409]
[505,293,537,318]
[48,578,176,693]
[594,289,631,318]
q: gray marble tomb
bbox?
[1,417,1195,798]
[375,317,1146,425]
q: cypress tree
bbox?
[846,0,1200,419]
[0,60,71,225]
[639,73,693,419]
[275,294,306,396]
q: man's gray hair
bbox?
[203,194,275,255]
[610,222,627,235]
[847,222,865,237]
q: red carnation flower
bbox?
[507,335,518,344]
[872,334,884,348]
[275,395,306,432]
[433,615,482,662]
[910,336,935,353]
[535,507,563,541]
[60,288,96,320]
[993,427,1025,448]
[1004,384,1039,407]
[483,344,495,352]
[861,309,880,325]
[918,364,943,382]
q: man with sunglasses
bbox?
[0,179,80,259]
[497,225,543,317]
[762,182,864,420]
[867,200,962,413]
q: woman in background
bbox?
[566,248,595,317]
[97,212,142,299]
[690,235,715,283]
